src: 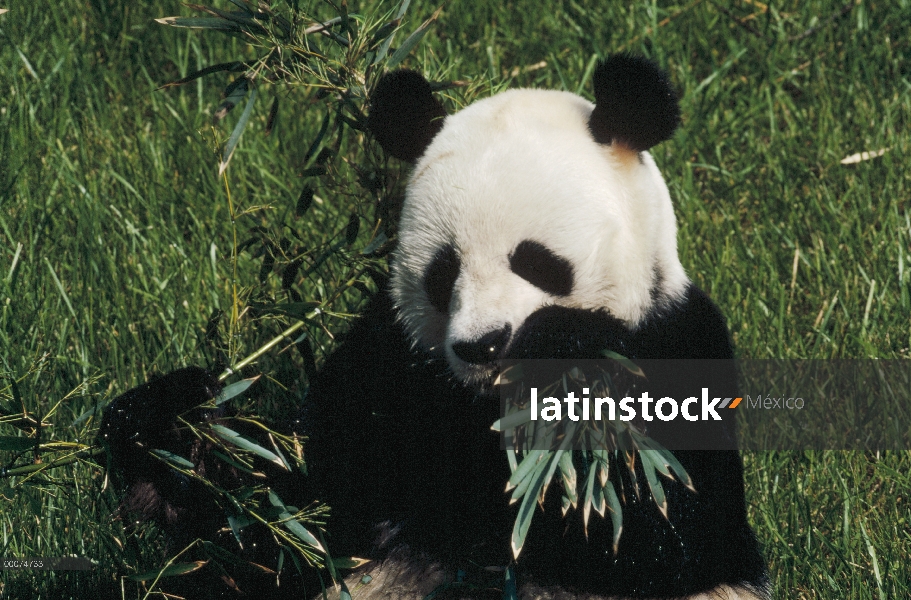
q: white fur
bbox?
[390,89,689,385]
[320,555,768,600]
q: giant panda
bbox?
[99,54,768,599]
[301,53,769,599]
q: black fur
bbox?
[424,243,461,313]
[99,368,312,598]
[302,285,768,597]
[98,367,226,547]
[367,69,447,162]
[98,292,767,598]
[588,53,681,151]
[98,55,767,598]
[509,240,574,297]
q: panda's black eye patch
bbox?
[509,240,574,296]
[424,244,460,313]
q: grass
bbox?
[1,0,909,598]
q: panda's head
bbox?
[369,54,689,387]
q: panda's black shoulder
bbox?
[302,288,453,423]
[633,283,735,360]
[505,283,734,362]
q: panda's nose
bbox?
[451,326,512,365]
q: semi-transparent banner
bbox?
[496,359,911,451]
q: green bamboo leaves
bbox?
[495,360,692,559]
[219,88,257,176]
[385,6,443,69]
[155,0,442,176]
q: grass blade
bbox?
[44,258,76,319]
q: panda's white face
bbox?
[390,89,689,387]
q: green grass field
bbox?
[1,0,910,598]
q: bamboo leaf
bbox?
[211,449,255,473]
[601,350,646,378]
[331,556,372,569]
[151,449,195,469]
[506,449,545,490]
[215,376,260,405]
[605,482,623,554]
[558,451,577,508]
[490,406,532,432]
[300,166,327,178]
[509,453,548,502]
[360,231,388,255]
[505,446,518,473]
[591,474,606,517]
[210,423,287,470]
[540,432,573,500]
[493,363,525,385]
[296,186,314,217]
[225,0,253,14]
[268,490,325,552]
[638,439,694,491]
[183,4,270,35]
[219,88,257,176]
[226,515,246,546]
[370,19,401,66]
[158,61,246,89]
[155,16,241,31]
[72,403,106,427]
[265,96,279,135]
[561,493,571,516]
[394,0,413,20]
[639,448,671,478]
[385,6,442,69]
[129,561,207,581]
[503,565,518,600]
[511,451,555,558]
[345,213,360,245]
[639,450,668,519]
[582,459,597,536]
[215,77,249,121]
[303,111,332,164]
[660,449,695,492]
[595,448,610,486]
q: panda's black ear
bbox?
[367,70,447,162]
[588,53,680,152]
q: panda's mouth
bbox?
[450,360,500,390]
[450,326,512,365]
[445,326,513,390]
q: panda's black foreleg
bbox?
[503,287,769,597]
[98,366,227,547]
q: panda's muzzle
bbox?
[451,325,511,365]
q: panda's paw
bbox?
[315,546,455,600]
[518,583,769,600]
[97,367,230,545]
[98,366,221,458]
